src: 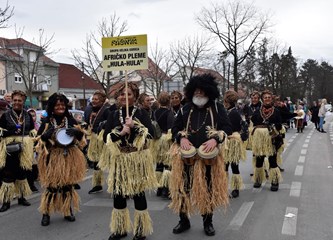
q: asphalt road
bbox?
[1,115,333,240]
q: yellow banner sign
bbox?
[102,34,148,71]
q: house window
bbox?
[45,75,52,86]
[14,73,22,83]
[31,75,38,84]
[29,52,37,62]
[119,70,123,76]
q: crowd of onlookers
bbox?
[236,96,331,133]
[0,89,330,198]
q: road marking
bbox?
[228,201,254,230]
[252,182,266,193]
[298,156,305,163]
[305,139,310,143]
[290,182,301,197]
[282,207,298,235]
[306,136,310,139]
[302,143,308,148]
[295,165,304,176]
[301,149,307,155]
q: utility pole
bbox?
[81,62,86,109]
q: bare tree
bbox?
[71,13,128,97]
[1,28,55,107]
[0,1,14,29]
[170,35,211,86]
[138,42,175,98]
[196,0,271,91]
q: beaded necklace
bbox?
[51,116,68,129]
[187,107,209,134]
[119,106,138,124]
[260,105,274,121]
[10,109,24,128]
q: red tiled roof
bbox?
[0,48,21,59]
[40,55,58,66]
[58,63,102,90]
[0,37,40,50]
[136,57,171,81]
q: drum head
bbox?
[180,146,197,158]
[197,145,218,159]
[56,128,74,146]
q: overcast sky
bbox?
[2,0,333,65]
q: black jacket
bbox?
[172,101,232,148]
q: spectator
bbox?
[318,98,328,133]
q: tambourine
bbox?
[55,128,74,146]
[180,146,197,165]
[197,145,219,165]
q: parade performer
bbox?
[0,90,34,212]
[251,90,283,191]
[27,108,39,192]
[243,91,262,125]
[86,90,110,194]
[36,93,87,226]
[153,91,174,198]
[274,96,298,171]
[243,90,262,150]
[170,74,232,236]
[100,82,157,240]
[170,90,183,117]
[223,90,246,198]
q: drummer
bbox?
[36,93,87,226]
[251,90,283,191]
[170,74,232,236]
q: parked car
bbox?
[35,109,85,126]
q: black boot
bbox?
[173,213,191,234]
[41,214,50,226]
[88,185,102,194]
[270,183,279,192]
[18,197,31,206]
[231,189,239,198]
[132,234,146,240]
[0,202,10,212]
[27,170,38,192]
[203,214,215,236]
[64,208,76,222]
[133,226,146,240]
[161,187,170,199]
[156,187,162,196]
[108,232,127,240]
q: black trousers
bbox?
[183,164,212,193]
[225,162,240,174]
[255,154,278,169]
[114,192,147,211]
[1,152,27,183]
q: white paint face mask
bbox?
[192,96,209,108]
